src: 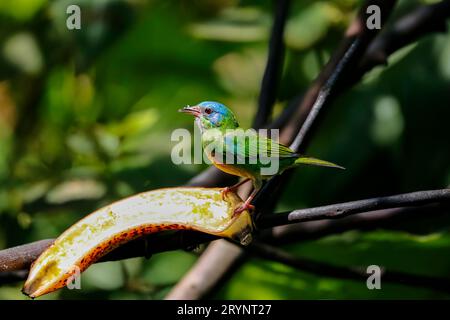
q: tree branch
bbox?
[356,0,450,83]
[253,0,291,128]
[1,189,448,281]
[258,189,450,228]
[279,0,398,151]
[166,240,245,300]
[253,0,398,211]
[266,203,450,245]
[247,241,450,294]
[289,38,360,151]
[0,240,54,273]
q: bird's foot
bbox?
[232,202,255,218]
[221,179,251,201]
[221,187,232,201]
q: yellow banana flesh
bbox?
[22,187,253,298]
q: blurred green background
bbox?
[0,0,449,299]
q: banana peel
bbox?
[22,187,253,298]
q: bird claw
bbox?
[221,187,231,201]
[232,202,255,218]
[221,179,251,201]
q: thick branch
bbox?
[166,240,245,300]
[0,240,54,273]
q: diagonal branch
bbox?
[356,0,450,83]
[279,0,398,151]
[289,37,360,151]
[252,0,398,217]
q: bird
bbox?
[179,101,344,216]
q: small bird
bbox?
[180,101,344,215]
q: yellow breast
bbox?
[207,153,253,179]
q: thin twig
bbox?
[258,189,450,228]
[279,0,398,151]
[266,203,450,244]
[289,38,360,151]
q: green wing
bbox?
[221,130,297,163]
[217,130,345,170]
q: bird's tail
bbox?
[294,156,345,170]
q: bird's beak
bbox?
[179,105,201,117]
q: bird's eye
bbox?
[204,107,212,115]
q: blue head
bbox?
[179,101,239,131]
